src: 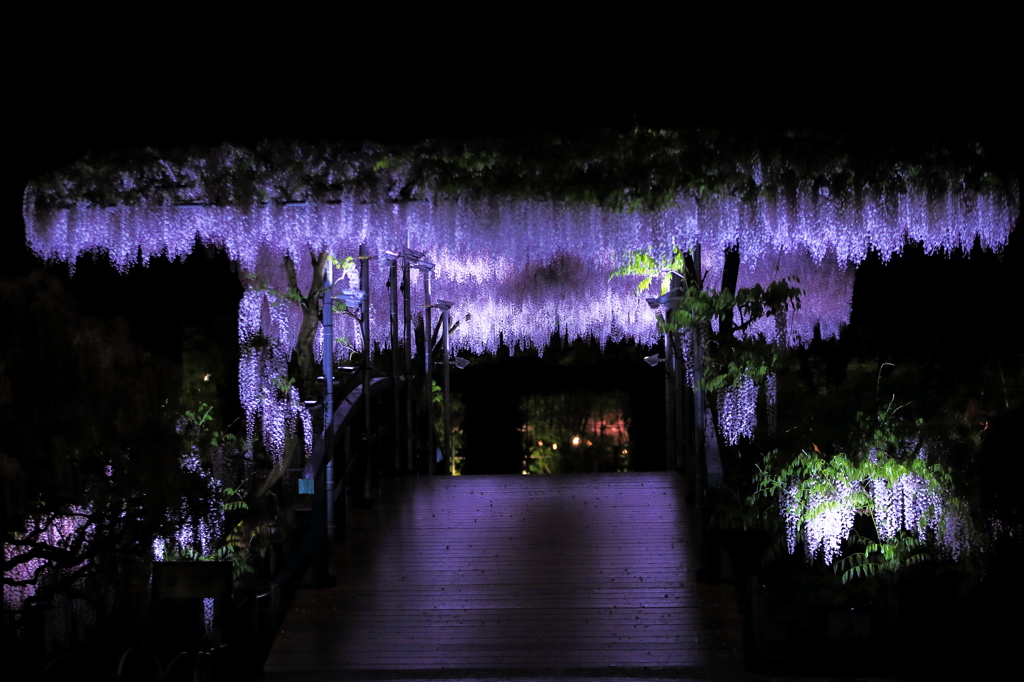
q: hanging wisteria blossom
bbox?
[764,442,972,575]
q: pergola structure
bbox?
[23,130,1019,472]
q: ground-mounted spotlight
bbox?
[454,357,470,370]
[644,354,664,367]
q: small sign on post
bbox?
[299,478,315,494]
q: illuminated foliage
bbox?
[613,247,802,444]
[754,402,975,582]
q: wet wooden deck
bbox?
[263,472,744,678]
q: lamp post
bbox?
[413,259,436,475]
[432,300,454,475]
[312,255,336,586]
[358,244,373,495]
[385,250,401,474]
[333,285,367,526]
[400,248,425,473]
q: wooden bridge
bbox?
[263,472,746,680]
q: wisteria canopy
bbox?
[22,129,1019,453]
[24,130,1018,350]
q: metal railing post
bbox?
[320,256,335,584]
[402,256,414,473]
[387,252,401,474]
[432,301,454,475]
[359,244,373,497]
[419,262,434,475]
[442,306,452,475]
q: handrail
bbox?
[271,376,392,592]
[301,377,391,481]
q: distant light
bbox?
[203,373,211,382]
[552,443,558,450]
[537,440,543,446]
[572,436,581,446]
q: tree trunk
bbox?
[285,250,329,404]
[720,244,740,335]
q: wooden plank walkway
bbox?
[263,472,745,679]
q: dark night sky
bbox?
[6,12,1021,367]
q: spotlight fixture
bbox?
[647,289,686,309]
[337,289,366,305]
[644,354,663,367]
[454,357,470,370]
[401,247,426,262]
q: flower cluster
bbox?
[3,509,94,611]
[717,375,760,445]
[767,442,973,572]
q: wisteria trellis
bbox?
[23,136,1019,455]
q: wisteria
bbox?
[3,508,94,611]
[22,136,1018,455]
[800,484,859,566]
[764,432,973,576]
[152,441,232,640]
[238,287,314,462]
[23,184,1013,354]
[717,375,760,445]
[764,374,778,436]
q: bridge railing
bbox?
[269,242,452,619]
[270,376,393,604]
